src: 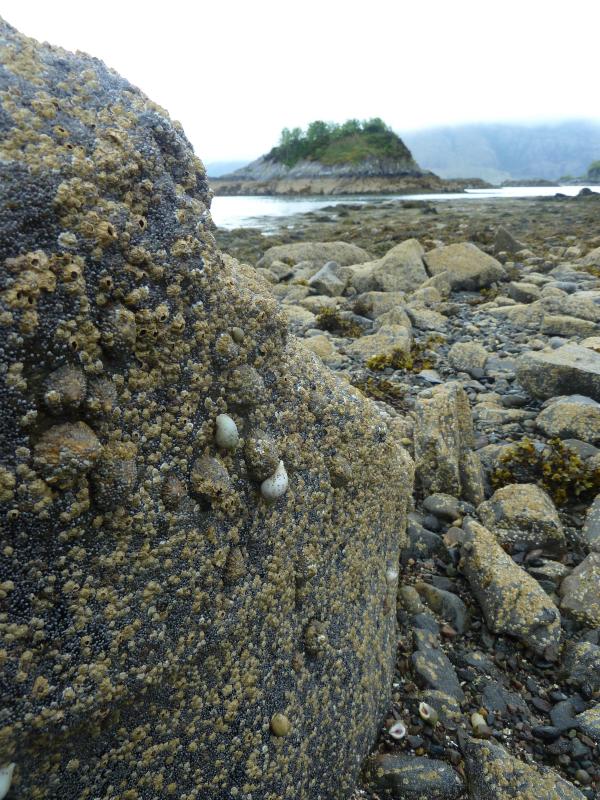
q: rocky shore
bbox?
[210,174,489,196]
[217,191,600,799]
[2,16,600,800]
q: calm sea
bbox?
[210,186,597,231]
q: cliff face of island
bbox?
[210,119,488,195]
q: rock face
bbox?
[423,242,507,291]
[349,239,428,294]
[210,154,480,196]
[460,520,561,654]
[517,345,600,401]
[0,20,414,800]
[413,383,485,504]
[559,552,600,626]
[477,483,566,553]
[536,395,600,445]
[460,734,586,800]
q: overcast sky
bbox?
[2,0,599,164]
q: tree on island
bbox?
[587,160,600,180]
[269,118,413,168]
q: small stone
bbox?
[270,713,292,737]
[363,752,464,800]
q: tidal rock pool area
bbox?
[218,198,600,798]
[1,15,600,800]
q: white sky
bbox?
[2,0,599,163]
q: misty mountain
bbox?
[205,160,248,177]
[402,120,600,183]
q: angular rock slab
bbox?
[536,395,600,446]
[0,21,413,800]
[517,345,600,402]
[414,382,485,504]
[363,752,464,800]
[423,242,507,291]
[257,240,372,270]
[477,483,566,553]
[460,734,586,800]
[460,520,561,654]
[559,552,600,627]
[349,238,428,294]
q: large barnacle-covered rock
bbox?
[0,19,413,800]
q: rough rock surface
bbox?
[582,493,600,551]
[460,520,561,654]
[477,483,566,553]
[413,382,485,504]
[0,21,414,800]
[257,241,372,270]
[460,734,586,800]
[517,345,600,402]
[423,242,507,290]
[536,395,600,445]
[559,553,600,627]
[363,752,464,799]
[349,239,428,294]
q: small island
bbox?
[210,118,488,195]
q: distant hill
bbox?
[402,120,600,184]
[205,160,248,178]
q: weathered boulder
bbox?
[506,281,541,303]
[363,752,464,800]
[459,734,586,800]
[345,324,412,361]
[536,395,600,445]
[0,21,414,800]
[352,290,407,319]
[575,705,600,744]
[307,259,351,296]
[477,483,566,553]
[423,242,507,291]
[257,240,372,270]
[349,239,428,294]
[448,341,489,374]
[540,314,598,337]
[460,520,561,654]
[559,552,600,627]
[517,345,600,401]
[493,225,526,255]
[583,494,600,551]
[578,245,600,267]
[413,383,485,504]
[561,640,600,691]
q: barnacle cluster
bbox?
[0,18,413,800]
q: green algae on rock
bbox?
[0,19,413,800]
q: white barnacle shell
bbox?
[388,720,406,740]
[0,764,15,800]
[215,414,239,450]
[260,460,288,501]
[418,701,439,725]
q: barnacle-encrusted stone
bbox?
[33,421,102,488]
[43,364,87,413]
[0,19,413,800]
